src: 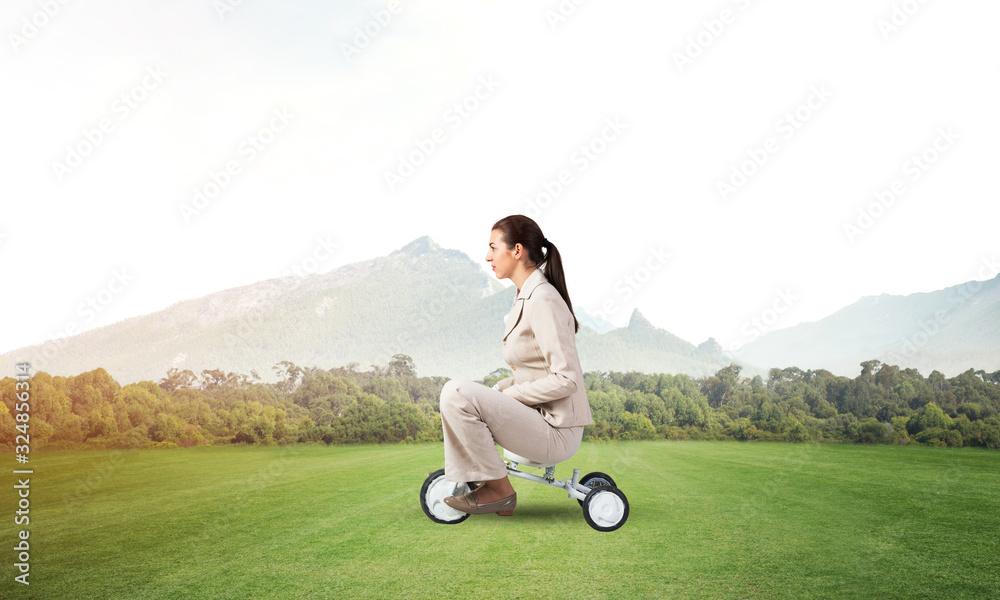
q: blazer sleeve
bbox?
[503,291,579,405]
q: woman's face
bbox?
[486,229,516,280]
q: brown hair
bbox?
[492,214,579,332]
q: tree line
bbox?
[2,356,999,450]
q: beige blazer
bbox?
[496,268,593,428]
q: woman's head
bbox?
[489,215,579,332]
[489,215,546,269]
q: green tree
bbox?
[388,354,417,378]
[786,418,810,442]
[849,418,888,444]
[159,368,198,392]
[85,403,119,439]
[272,361,304,393]
[726,418,757,441]
[149,413,185,442]
[481,367,513,389]
[588,389,625,424]
[699,364,742,408]
[68,368,120,417]
[363,378,410,403]
[0,402,18,447]
[618,412,656,440]
[909,402,951,434]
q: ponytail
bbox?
[492,215,579,332]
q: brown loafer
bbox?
[443,489,516,516]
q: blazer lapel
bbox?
[503,269,547,340]
[504,297,523,340]
[519,268,547,299]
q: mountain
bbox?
[577,309,729,375]
[3,237,728,383]
[737,275,1000,377]
[576,308,617,334]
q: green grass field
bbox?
[2,441,998,599]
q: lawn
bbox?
[2,441,998,599]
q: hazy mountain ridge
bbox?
[4,237,727,383]
[9,239,996,383]
[738,275,1000,376]
[575,308,726,375]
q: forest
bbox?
[2,356,999,451]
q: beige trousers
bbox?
[441,379,584,482]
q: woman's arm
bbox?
[503,290,579,405]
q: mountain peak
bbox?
[393,236,440,257]
[698,337,723,355]
[627,308,655,331]
[0,237,732,382]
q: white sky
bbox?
[2,0,999,358]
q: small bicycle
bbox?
[420,449,630,532]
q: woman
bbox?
[440,215,593,517]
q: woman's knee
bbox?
[440,379,473,415]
